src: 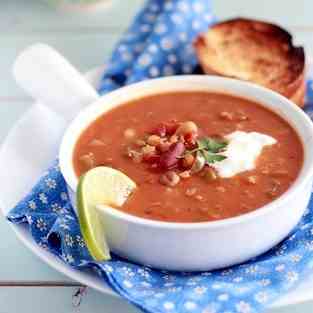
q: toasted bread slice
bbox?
[290,78,306,107]
[194,18,306,106]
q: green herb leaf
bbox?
[197,137,228,153]
[183,136,228,166]
[202,150,227,164]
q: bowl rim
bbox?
[59,75,313,230]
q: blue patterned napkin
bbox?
[7,1,313,312]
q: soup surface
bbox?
[73,92,303,223]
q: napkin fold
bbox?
[7,1,313,312]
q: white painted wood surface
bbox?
[0,0,313,312]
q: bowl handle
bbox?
[13,43,100,122]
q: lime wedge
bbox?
[76,166,136,261]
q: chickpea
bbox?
[195,195,205,202]
[185,187,197,196]
[237,114,249,121]
[266,179,281,198]
[179,170,191,179]
[125,148,143,163]
[235,110,249,121]
[124,128,136,140]
[246,176,257,185]
[243,190,253,198]
[182,154,195,169]
[132,153,143,163]
[169,135,179,144]
[135,139,146,147]
[88,139,106,147]
[147,135,161,146]
[141,145,156,155]
[175,121,198,135]
[261,167,270,175]
[202,167,217,182]
[159,171,180,187]
[79,152,95,169]
[216,186,226,192]
[219,111,233,121]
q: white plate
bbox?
[1,67,313,308]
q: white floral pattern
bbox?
[60,192,68,201]
[39,193,48,204]
[193,286,207,295]
[51,203,63,213]
[28,200,37,210]
[36,218,47,231]
[62,253,74,264]
[286,271,299,284]
[45,178,57,189]
[59,220,70,230]
[123,280,133,288]
[184,301,197,310]
[245,265,259,274]
[290,254,302,263]
[65,234,74,247]
[122,266,135,277]
[254,291,268,304]
[163,301,175,310]
[233,277,243,283]
[259,279,271,287]
[236,301,251,313]
[7,2,313,313]
[275,264,285,272]
[218,294,229,301]
[138,268,151,278]
[76,235,85,248]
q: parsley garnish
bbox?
[186,137,228,165]
[201,150,227,164]
[198,138,228,154]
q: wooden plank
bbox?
[0,33,119,99]
[213,0,313,27]
[0,287,139,313]
[0,0,144,32]
[1,0,313,33]
[1,286,313,313]
[0,281,81,287]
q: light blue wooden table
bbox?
[1,1,313,312]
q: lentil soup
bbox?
[73,92,303,223]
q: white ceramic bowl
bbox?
[59,75,313,271]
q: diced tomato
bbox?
[150,122,179,137]
[143,153,160,163]
[150,123,167,137]
[184,133,197,149]
[164,122,179,136]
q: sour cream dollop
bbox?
[211,131,277,178]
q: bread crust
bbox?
[194,18,305,106]
[290,78,306,107]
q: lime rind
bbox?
[76,167,136,261]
